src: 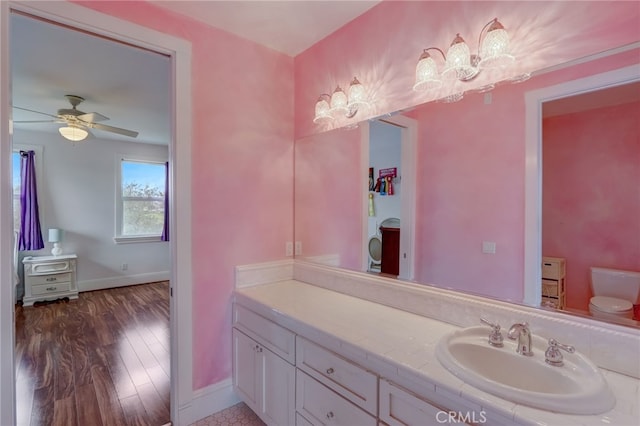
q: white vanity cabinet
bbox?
[232,305,296,426]
[22,254,78,306]
[295,337,377,425]
[379,380,469,426]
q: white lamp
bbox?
[48,228,63,256]
[59,124,88,142]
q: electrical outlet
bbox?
[285,242,293,257]
[295,241,302,255]
[121,263,128,271]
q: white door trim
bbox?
[1,2,194,424]
[361,115,417,280]
[523,64,640,307]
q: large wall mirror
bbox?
[294,47,640,328]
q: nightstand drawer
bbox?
[31,281,71,296]
[31,260,72,274]
[29,273,72,286]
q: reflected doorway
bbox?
[362,115,417,281]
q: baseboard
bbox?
[78,271,170,292]
[179,378,240,425]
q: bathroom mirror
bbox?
[294,48,640,328]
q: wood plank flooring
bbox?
[15,281,170,426]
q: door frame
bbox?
[0,2,193,424]
[361,115,417,281]
[523,64,640,307]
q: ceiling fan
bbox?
[13,94,139,141]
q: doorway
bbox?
[362,115,417,281]
[0,2,193,424]
[523,64,640,308]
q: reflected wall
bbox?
[294,48,640,313]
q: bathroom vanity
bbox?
[233,261,639,426]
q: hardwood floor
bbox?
[15,281,170,426]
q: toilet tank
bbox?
[590,267,640,303]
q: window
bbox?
[116,159,166,242]
[12,151,21,232]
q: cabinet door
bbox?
[232,329,260,411]
[261,347,296,426]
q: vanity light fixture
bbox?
[414,18,525,98]
[58,124,88,141]
[313,77,370,124]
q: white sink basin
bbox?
[435,326,615,414]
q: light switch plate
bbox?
[482,241,496,254]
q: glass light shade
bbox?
[329,86,349,115]
[313,97,333,123]
[443,34,472,76]
[59,125,88,141]
[347,77,369,109]
[413,51,442,91]
[479,20,515,68]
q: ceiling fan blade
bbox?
[89,122,138,138]
[78,112,108,122]
[13,120,62,123]
[13,106,60,119]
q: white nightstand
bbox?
[22,254,78,306]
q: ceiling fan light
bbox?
[59,125,88,141]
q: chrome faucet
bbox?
[507,322,533,356]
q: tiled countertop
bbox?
[234,279,639,426]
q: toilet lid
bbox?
[590,296,633,313]
[368,236,382,262]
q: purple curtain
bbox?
[161,161,169,241]
[18,150,44,250]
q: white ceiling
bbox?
[10,2,638,146]
[150,1,381,57]
[11,1,379,145]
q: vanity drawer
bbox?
[28,273,72,286]
[296,370,376,426]
[31,281,72,296]
[379,380,469,425]
[296,337,377,414]
[541,279,559,297]
[233,304,295,364]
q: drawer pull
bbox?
[326,411,334,419]
[46,287,57,292]
[326,367,334,375]
[46,277,57,282]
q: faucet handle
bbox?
[480,317,504,347]
[545,338,575,367]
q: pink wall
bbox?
[408,49,639,303]
[295,1,640,139]
[74,1,294,389]
[75,0,640,393]
[295,128,362,270]
[543,102,640,311]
